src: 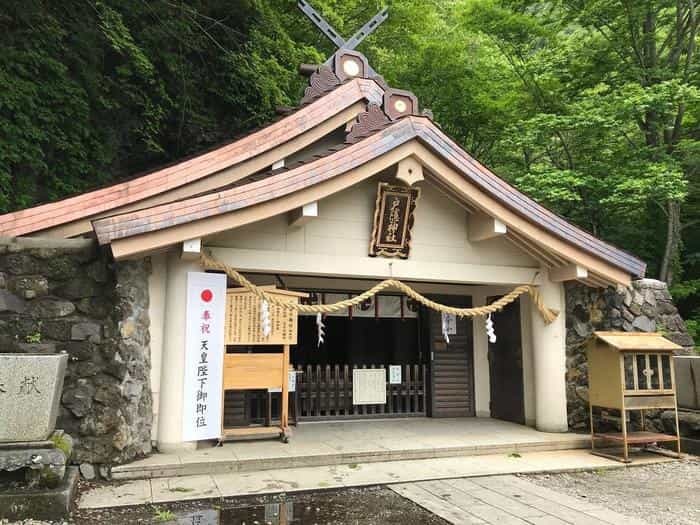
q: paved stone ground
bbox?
[527,458,700,525]
[111,418,588,480]
[80,449,669,508]
[390,475,649,525]
[6,465,693,524]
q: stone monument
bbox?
[0,352,79,520]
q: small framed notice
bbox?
[389,365,402,385]
[443,313,457,335]
[352,369,387,405]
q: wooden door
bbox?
[428,297,475,418]
[487,297,525,424]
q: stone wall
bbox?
[0,237,152,467]
[565,278,695,430]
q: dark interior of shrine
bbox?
[292,315,422,367]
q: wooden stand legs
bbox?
[280,344,290,442]
[221,345,293,443]
[590,404,682,463]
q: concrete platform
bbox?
[0,466,79,520]
[113,418,590,480]
[80,449,674,509]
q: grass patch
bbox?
[153,507,176,522]
[508,452,522,458]
[50,433,72,459]
[348,463,359,469]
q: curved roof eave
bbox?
[93,116,646,280]
[0,78,385,237]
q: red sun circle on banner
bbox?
[201,289,213,303]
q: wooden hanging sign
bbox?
[225,286,308,346]
[369,182,420,259]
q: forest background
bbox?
[1,0,698,344]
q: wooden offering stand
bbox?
[221,286,307,443]
[587,331,682,463]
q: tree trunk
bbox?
[660,200,681,285]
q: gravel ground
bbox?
[526,458,700,525]
[0,520,71,525]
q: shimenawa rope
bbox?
[200,252,559,324]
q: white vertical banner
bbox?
[182,272,227,441]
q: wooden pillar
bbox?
[530,268,569,432]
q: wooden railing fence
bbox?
[296,363,427,419]
[224,363,427,425]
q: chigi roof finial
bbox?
[297,1,425,122]
[297,0,387,79]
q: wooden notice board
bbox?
[223,354,285,390]
[221,286,307,443]
[225,286,308,345]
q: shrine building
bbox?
[0,27,648,454]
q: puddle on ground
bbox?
[164,492,443,525]
[170,501,304,524]
[75,486,447,524]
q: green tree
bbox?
[0,0,320,212]
[461,0,698,285]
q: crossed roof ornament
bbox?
[298,0,387,75]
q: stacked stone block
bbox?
[565,279,694,431]
[0,238,152,469]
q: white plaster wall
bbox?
[147,253,168,442]
[206,177,537,269]
[156,252,201,452]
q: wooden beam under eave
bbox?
[180,238,201,260]
[288,201,318,228]
[395,156,424,186]
[207,247,543,286]
[469,212,507,242]
[550,263,588,282]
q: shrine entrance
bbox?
[487,298,525,425]
[293,292,428,420]
[224,291,433,425]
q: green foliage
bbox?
[25,332,41,344]
[50,433,72,459]
[152,507,176,522]
[0,0,319,212]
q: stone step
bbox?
[111,437,590,480]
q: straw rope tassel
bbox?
[200,252,559,324]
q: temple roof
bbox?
[0,77,384,238]
[0,48,646,286]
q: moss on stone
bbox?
[50,433,72,460]
[39,465,61,489]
